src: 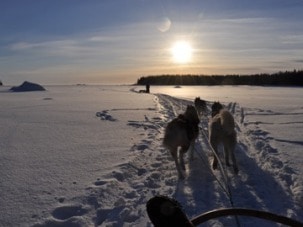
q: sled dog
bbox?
[209,102,239,174]
[163,105,200,179]
[194,97,207,116]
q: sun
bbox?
[171,41,193,64]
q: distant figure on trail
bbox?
[146,84,150,93]
[138,84,150,93]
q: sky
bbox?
[1,0,303,85]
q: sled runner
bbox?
[146,195,303,227]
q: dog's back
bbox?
[163,105,199,149]
[210,109,235,140]
[163,116,189,149]
[184,105,200,125]
[219,109,235,135]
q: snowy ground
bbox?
[0,85,302,226]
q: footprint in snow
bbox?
[144,174,161,188]
[112,171,125,182]
[94,180,107,186]
[136,143,149,151]
[52,205,88,220]
[137,168,147,176]
[55,197,65,203]
[96,110,117,121]
[151,162,161,168]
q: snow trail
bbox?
[33,90,303,226]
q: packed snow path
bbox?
[31,89,303,227]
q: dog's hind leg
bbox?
[209,132,219,170]
[212,152,218,170]
[230,133,239,174]
[179,145,189,171]
[171,148,185,179]
[225,134,239,174]
[209,120,221,170]
[224,144,231,167]
[210,142,219,170]
[231,152,238,174]
[179,151,186,171]
[229,144,238,174]
[189,140,195,161]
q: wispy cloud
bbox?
[10,40,84,56]
[281,35,303,45]
[3,11,303,84]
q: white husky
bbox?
[163,105,199,179]
[209,102,239,174]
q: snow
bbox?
[0,85,302,226]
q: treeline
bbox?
[136,70,303,86]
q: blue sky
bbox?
[1,0,303,85]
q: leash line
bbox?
[193,146,230,198]
[198,127,231,197]
[196,122,241,227]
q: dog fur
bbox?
[209,102,239,174]
[163,105,199,179]
[194,97,207,116]
[211,101,223,117]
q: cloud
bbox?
[10,40,78,51]
[4,15,303,85]
[281,35,303,44]
[10,42,39,50]
[88,35,123,42]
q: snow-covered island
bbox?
[9,81,46,92]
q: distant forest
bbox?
[136,70,303,86]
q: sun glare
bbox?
[171,41,193,64]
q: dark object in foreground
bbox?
[10,81,46,92]
[146,196,303,227]
[146,196,194,227]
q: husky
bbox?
[163,105,200,179]
[211,101,223,117]
[209,102,239,174]
[194,97,207,116]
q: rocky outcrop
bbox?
[10,81,46,92]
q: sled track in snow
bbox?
[156,94,192,118]
[155,95,303,226]
[35,92,303,226]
